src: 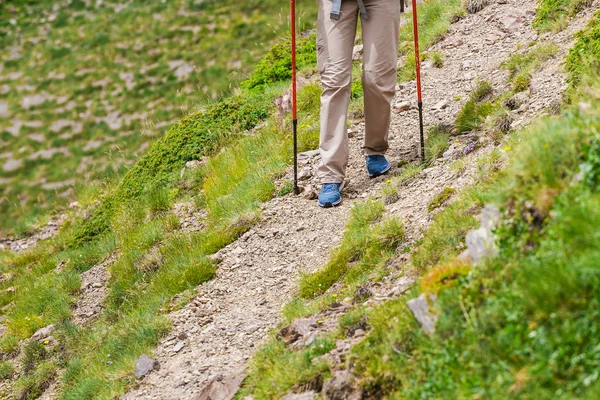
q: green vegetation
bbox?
[0,14,327,394]
[352,95,600,398]
[424,124,451,164]
[533,0,593,31]
[243,34,317,91]
[241,4,600,399]
[14,361,57,400]
[299,199,405,298]
[397,0,463,81]
[565,10,600,87]
[238,337,335,399]
[455,81,496,134]
[427,187,456,212]
[0,0,317,233]
[0,361,15,380]
[425,51,445,68]
[502,43,559,92]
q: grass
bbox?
[345,24,600,397]
[0,0,318,233]
[299,199,391,298]
[425,51,445,68]
[237,336,335,399]
[425,124,451,164]
[14,361,57,400]
[502,43,559,92]
[565,10,600,88]
[455,97,495,134]
[0,29,323,397]
[427,187,456,212]
[0,361,15,380]
[352,97,600,398]
[397,0,463,81]
[533,0,594,31]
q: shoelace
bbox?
[368,155,385,163]
[322,183,339,193]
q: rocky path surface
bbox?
[0,214,66,253]
[118,1,596,399]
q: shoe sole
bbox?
[318,197,342,208]
[368,163,392,178]
[317,182,345,208]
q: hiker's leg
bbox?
[361,0,400,156]
[317,0,359,183]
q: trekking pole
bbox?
[291,0,300,195]
[411,0,425,161]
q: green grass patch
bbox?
[242,34,317,91]
[0,361,15,380]
[14,361,57,400]
[238,336,335,399]
[565,10,600,88]
[533,0,593,31]
[425,124,451,164]
[427,187,456,212]
[502,43,559,92]
[455,81,498,134]
[397,0,463,81]
[299,199,387,298]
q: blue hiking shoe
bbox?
[318,182,344,208]
[366,155,391,178]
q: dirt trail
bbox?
[120,1,597,399]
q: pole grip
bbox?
[293,119,300,195]
[418,102,425,161]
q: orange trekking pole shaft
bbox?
[291,0,300,195]
[411,0,425,161]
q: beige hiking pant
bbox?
[317,0,400,183]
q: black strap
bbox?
[357,0,368,19]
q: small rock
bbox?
[352,44,363,60]
[173,341,185,353]
[302,185,317,200]
[432,100,448,110]
[347,128,357,139]
[394,101,411,113]
[323,370,356,400]
[32,324,55,341]
[276,318,317,345]
[186,159,205,169]
[134,354,158,378]
[466,205,501,263]
[298,168,313,181]
[353,329,365,338]
[298,150,320,159]
[281,392,317,400]
[196,370,245,400]
[407,294,437,335]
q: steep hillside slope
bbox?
[0,0,599,399]
[0,0,316,233]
